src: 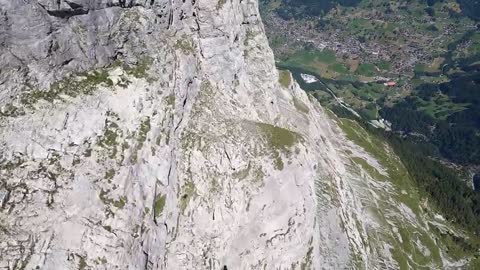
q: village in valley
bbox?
[260,0,479,122]
[263,0,477,74]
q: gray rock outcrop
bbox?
[0,0,326,268]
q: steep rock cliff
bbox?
[0,0,324,268]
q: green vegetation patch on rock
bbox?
[174,37,195,55]
[99,189,127,209]
[123,57,153,79]
[0,104,24,118]
[179,181,196,214]
[78,255,88,270]
[334,114,479,268]
[293,97,310,114]
[113,196,127,209]
[138,117,151,145]
[337,117,418,212]
[20,69,113,107]
[257,122,299,151]
[130,117,151,163]
[97,117,122,159]
[154,194,166,217]
[300,243,313,270]
[216,0,227,10]
[278,70,292,88]
[256,122,301,170]
[244,29,255,47]
[350,156,385,181]
[104,168,115,183]
[165,94,175,107]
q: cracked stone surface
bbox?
[0,0,462,269]
[0,0,324,268]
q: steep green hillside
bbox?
[325,110,480,268]
[261,0,480,266]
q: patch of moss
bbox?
[78,255,87,270]
[278,70,291,88]
[113,196,127,209]
[469,257,480,269]
[272,151,284,170]
[0,104,24,118]
[253,166,265,183]
[154,194,166,217]
[97,119,121,159]
[130,117,151,163]
[430,225,480,261]
[85,70,114,87]
[104,169,115,181]
[391,246,410,270]
[72,24,87,36]
[47,151,61,165]
[103,225,112,232]
[245,29,255,47]
[293,97,310,114]
[124,57,153,79]
[174,38,195,55]
[99,189,127,209]
[257,122,300,170]
[117,75,132,88]
[121,141,130,151]
[165,94,175,107]
[83,148,92,157]
[98,124,118,147]
[300,245,313,270]
[351,157,385,181]
[181,130,203,152]
[179,181,196,213]
[138,117,151,145]
[217,0,227,10]
[20,69,113,106]
[210,178,221,193]
[257,123,299,151]
[99,189,111,205]
[94,257,107,265]
[0,155,24,171]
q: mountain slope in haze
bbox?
[0,0,475,269]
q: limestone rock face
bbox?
[0,0,328,269]
[0,0,457,270]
